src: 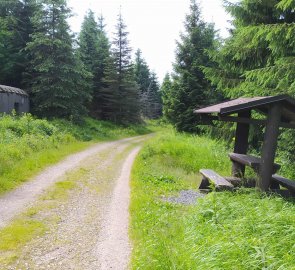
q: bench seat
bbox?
[199,169,234,191]
[229,153,281,173]
[272,174,295,194]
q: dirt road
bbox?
[0,136,148,270]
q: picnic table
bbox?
[195,95,295,193]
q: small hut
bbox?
[0,85,29,114]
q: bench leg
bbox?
[232,161,245,178]
[199,176,210,189]
[270,181,280,190]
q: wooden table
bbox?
[229,153,281,176]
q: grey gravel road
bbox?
[0,136,148,270]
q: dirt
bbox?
[0,136,148,270]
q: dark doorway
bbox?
[14,102,20,113]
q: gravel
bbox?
[164,190,205,205]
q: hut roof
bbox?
[0,85,28,96]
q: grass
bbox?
[0,114,150,194]
[130,129,295,269]
[0,172,78,265]
[0,220,46,264]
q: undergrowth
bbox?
[130,130,295,269]
[0,114,150,193]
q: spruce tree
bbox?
[0,0,37,87]
[170,0,218,132]
[146,72,162,119]
[25,0,91,119]
[161,73,174,122]
[78,10,100,76]
[106,12,140,124]
[78,11,111,118]
[204,0,295,98]
[134,49,151,117]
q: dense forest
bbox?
[0,0,162,123]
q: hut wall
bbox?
[0,92,29,114]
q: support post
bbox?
[257,104,282,191]
[232,111,250,177]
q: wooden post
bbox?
[232,111,250,177]
[257,104,282,191]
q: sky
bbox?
[67,0,234,82]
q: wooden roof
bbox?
[0,85,28,96]
[194,95,295,128]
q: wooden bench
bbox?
[272,174,295,195]
[229,153,281,174]
[199,169,234,191]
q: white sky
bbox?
[68,0,234,82]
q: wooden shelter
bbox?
[194,95,295,192]
[0,85,29,114]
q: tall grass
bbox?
[130,130,295,269]
[0,114,150,193]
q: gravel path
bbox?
[93,147,141,269]
[0,136,148,270]
[0,136,143,229]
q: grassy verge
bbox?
[0,114,150,194]
[130,130,295,269]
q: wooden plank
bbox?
[220,95,289,115]
[232,111,250,177]
[199,169,233,190]
[258,104,282,191]
[224,177,243,187]
[198,115,295,129]
[229,153,280,174]
[272,174,295,193]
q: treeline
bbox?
[0,0,162,123]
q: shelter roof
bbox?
[0,85,28,96]
[194,95,295,127]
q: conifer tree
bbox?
[79,10,99,75]
[134,49,151,117]
[134,50,162,119]
[0,0,37,87]
[78,11,111,118]
[104,11,140,123]
[204,0,295,98]
[134,49,151,91]
[161,73,174,121]
[146,72,162,119]
[170,0,218,132]
[25,0,91,119]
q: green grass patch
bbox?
[130,129,295,269]
[0,220,46,264]
[0,114,151,194]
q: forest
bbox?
[0,0,162,123]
